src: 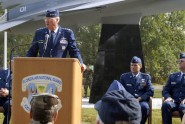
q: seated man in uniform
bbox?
[30,93,61,124]
[162,52,185,124]
[95,80,141,124]
[0,68,11,124]
[120,56,154,124]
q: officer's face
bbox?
[177,59,185,71]
[45,17,60,31]
[130,63,142,74]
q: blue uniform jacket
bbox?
[0,69,11,100]
[120,72,154,102]
[162,72,185,103]
[26,26,83,63]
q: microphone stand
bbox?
[6,43,31,124]
[7,41,43,124]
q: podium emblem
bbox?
[21,74,62,113]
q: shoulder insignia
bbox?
[63,28,72,32]
[36,27,44,31]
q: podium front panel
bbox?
[11,57,82,124]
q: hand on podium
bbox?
[81,64,86,72]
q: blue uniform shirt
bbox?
[162,72,185,103]
[26,26,83,63]
[120,72,154,102]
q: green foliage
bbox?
[140,10,185,84]
[0,32,33,67]
[76,24,101,65]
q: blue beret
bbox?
[95,90,141,124]
[131,56,142,63]
[95,80,141,124]
[180,52,185,59]
[46,9,59,18]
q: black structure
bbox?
[89,24,145,103]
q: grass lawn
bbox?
[154,89,162,98]
[82,109,181,124]
[0,109,181,124]
[81,86,182,124]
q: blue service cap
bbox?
[131,56,142,63]
[180,52,185,59]
[46,9,59,18]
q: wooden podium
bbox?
[11,57,82,124]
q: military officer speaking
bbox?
[162,52,185,124]
[26,9,86,72]
[120,56,154,124]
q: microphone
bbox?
[7,40,44,124]
[43,34,49,51]
[10,40,44,61]
[42,34,49,57]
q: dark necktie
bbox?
[50,31,55,43]
[48,31,55,48]
[133,75,137,83]
[181,74,185,83]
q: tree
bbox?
[140,10,185,84]
[76,24,101,65]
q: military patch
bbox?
[60,37,68,50]
[140,79,146,87]
[21,74,62,113]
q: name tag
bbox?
[171,82,176,85]
[126,84,132,86]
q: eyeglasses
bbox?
[176,60,185,63]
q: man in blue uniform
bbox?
[0,69,11,124]
[162,52,185,124]
[120,56,154,124]
[26,9,86,71]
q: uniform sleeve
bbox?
[120,74,125,84]
[162,74,172,99]
[7,74,12,98]
[140,74,154,101]
[4,69,12,98]
[67,29,83,63]
[26,30,39,57]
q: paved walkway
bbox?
[82,85,164,109]
[82,98,162,109]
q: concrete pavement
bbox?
[82,97,162,109]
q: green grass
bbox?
[81,86,180,124]
[154,89,162,98]
[0,109,180,124]
[0,113,3,123]
[82,109,181,124]
[82,108,97,124]
[152,109,181,124]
